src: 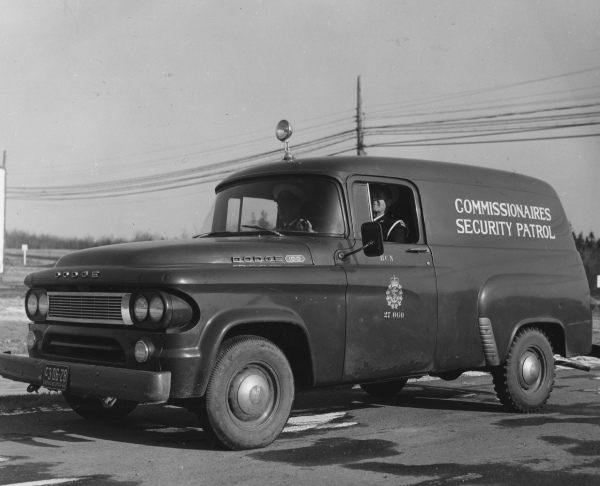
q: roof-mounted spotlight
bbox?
[276,120,295,162]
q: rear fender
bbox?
[478,273,590,364]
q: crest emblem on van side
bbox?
[386,276,403,309]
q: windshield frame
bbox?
[203,175,348,238]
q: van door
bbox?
[340,177,438,382]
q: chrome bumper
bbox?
[0,353,171,403]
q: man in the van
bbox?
[370,184,407,242]
[274,184,314,232]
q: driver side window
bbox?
[353,180,420,244]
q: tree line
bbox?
[574,231,600,292]
[4,230,159,251]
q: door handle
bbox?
[406,247,430,254]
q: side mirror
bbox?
[338,222,384,261]
[361,222,384,257]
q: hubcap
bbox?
[518,348,544,391]
[228,365,276,423]
[237,373,270,417]
[521,353,540,386]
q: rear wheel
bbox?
[62,393,138,420]
[199,336,294,450]
[492,327,555,413]
[360,378,408,396]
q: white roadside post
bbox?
[22,243,28,266]
[0,159,5,276]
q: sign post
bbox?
[0,153,5,276]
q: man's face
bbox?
[371,190,390,218]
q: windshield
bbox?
[204,177,346,236]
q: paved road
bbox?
[1,367,599,486]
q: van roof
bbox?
[217,156,557,198]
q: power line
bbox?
[365,65,600,116]
[9,130,354,194]
[368,102,600,130]
[369,131,600,148]
[8,130,356,200]
[9,112,356,181]
[364,101,600,148]
[8,69,599,202]
[370,86,600,121]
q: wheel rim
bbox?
[227,363,279,428]
[517,347,545,392]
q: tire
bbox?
[491,327,555,413]
[62,393,138,420]
[360,378,408,396]
[200,336,295,450]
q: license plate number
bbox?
[42,364,69,391]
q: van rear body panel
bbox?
[415,176,591,369]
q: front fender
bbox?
[195,306,314,395]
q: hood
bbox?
[55,237,314,267]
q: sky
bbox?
[1,0,599,241]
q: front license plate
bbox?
[42,364,69,391]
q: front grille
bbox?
[43,333,125,363]
[48,292,132,325]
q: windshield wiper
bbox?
[193,231,233,238]
[242,225,283,237]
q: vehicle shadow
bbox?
[0,380,502,452]
[4,375,592,453]
[0,404,218,451]
[294,379,503,415]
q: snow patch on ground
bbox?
[1,405,70,416]
[135,412,359,435]
[559,354,600,370]
[283,411,357,433]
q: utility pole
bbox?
[0,151,5,276]
[356,76,366,156]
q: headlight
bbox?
[149,296,165,322]
[25,289,49,321]
[27,293,39,316]
[26,331,37,350]
[129,290,193,329]
[38,294,49,317]
[134,295,148,321]
[134,340,151,363]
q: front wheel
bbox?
[491,327,555,413]
[62,393,138,420]
[200,336,295,450]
